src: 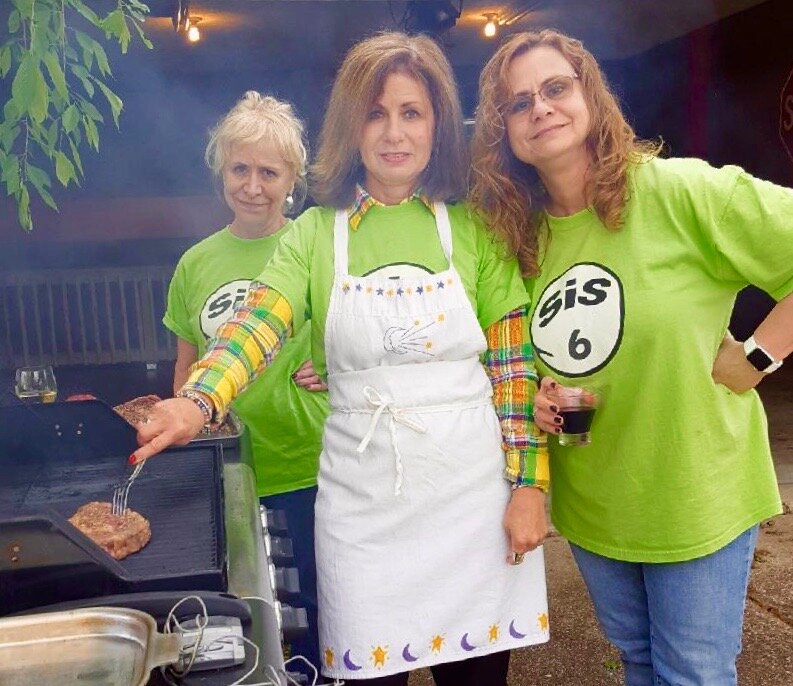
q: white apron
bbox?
[316,203,549,680]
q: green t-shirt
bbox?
[525,157,791,563]
[163,224,329,497]
[259,200,528,375]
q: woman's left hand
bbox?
[712,331,764,394]
[503,486,548,564]
[292,360,328,392]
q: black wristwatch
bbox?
[743,335,783,374]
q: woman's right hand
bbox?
[130,397,206,463]
[534,376,563,435]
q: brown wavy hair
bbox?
[311,31,468,208]
[470,29,660,276]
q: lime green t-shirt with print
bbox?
[258,200,528,375]
[525,157,791,563]
[163,224,329,497]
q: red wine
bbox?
[559,408,596,434]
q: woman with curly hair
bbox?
[471,29,793,686]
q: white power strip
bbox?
[177,615,247,672]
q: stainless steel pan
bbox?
[0,607,181,686]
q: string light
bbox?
[187,17,201,42]
[482,13,499,38]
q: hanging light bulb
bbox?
[187,17,201,42]
[482,13,498,38]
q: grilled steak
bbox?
[66,393,97,401]
[113,394,161,425]
[69,501,151,560]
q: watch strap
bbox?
[743,335,783,374]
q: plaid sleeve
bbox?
[182,282,292,417]
[484,306,549,491]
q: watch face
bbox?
[747,346,773,372]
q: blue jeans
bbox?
[260,486,321,683]
[570,526,758,686]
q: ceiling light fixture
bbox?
[482,13,499,38]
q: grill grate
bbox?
[0,266,176,368]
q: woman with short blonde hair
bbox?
[205,90,309,212]
[163,90,327,684]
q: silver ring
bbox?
[512,551,525,565]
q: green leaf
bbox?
[0,45,11,78]
[3,99,21,122]
[46,120,60,149]
[31,22,52,57]
[26,163,51,192]
[0,124,20,152]
[83,115,99,150]
[11,0,34,19]
[62,104,80,133]
[78,98,104,123]
[12,55,49,124]
[1,155,21,194]
[69,63,95,96]
[43,52,69,100]
[100,8,125,38]
[17,184,32,231]
[54,150,76,186]
[74,30,94,70]
[8,10,20,34]
[35,180,58,211]
[70,1,100,28]
[100,9,132,54]
[132,21,154,50]
[67,137,83,175]
[94,41,111,76]
[97,81,122,127]
[75,30,112,76]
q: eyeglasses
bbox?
[505,74,580,117]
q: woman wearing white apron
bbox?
[135,33,550,685]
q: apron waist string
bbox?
[355,386,428,496]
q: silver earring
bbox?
[285,193,294,212]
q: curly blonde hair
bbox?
[311,32,468,208]
[470,30,660,276]
[205,91,309,213]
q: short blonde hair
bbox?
[471,30,660,276]
[205,91,309,210]
[311,32,468,208]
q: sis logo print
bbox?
[200,279,252,339]
[530,263,624,377]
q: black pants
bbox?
[339,650,510,686]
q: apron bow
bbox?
[356,386,427,495]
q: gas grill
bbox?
[0,400,289,685]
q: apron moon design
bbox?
[530,262,624,377]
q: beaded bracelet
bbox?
[176,389,215,425]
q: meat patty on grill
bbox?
[113,395,162,425]
[68,501,151,560]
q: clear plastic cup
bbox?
[549,386,599,447]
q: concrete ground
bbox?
[409,365,793,685]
